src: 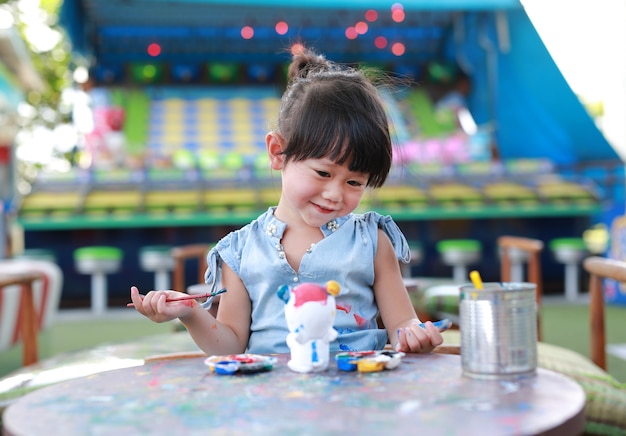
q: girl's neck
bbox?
[280,225,324,272]
[273,204,325,272]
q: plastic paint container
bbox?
[460,282,537,379]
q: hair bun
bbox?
[287,47,331,82]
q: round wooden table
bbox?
[2,353,585,435]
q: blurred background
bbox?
[1,0,626,389]
[0,0,625,306]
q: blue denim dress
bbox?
[205,207,410,354]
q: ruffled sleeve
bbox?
[204,245,222,294]
[364,212,410,263]
[203,227,247,292]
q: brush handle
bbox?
[127,288,226,307]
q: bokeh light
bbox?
[365,9,378,22]
[143,65,157,79]
[241,26,254,39]
[345,27,358,40]
[391,2,405,22]
[275,21,288,35]
[392,9,405,23]
[355,21,368,35]
[147,43,161,57]
[291,43,305,56]
[375,36,388,49]
[391,42,405,56]
[208,63,239,83]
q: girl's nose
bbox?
[322,182,342,202]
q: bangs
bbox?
[281,81,392,187]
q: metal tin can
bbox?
[460,282,537,379]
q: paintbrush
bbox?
[127,288,227,307]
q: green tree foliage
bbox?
[1,0,72,128]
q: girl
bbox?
[130,47,444,355]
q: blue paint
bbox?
[277,284,291,303]
[311,341,318,363]
[418,318,452,332]
[339,343,355,352]
[335,351,404,372]
[213,361,239,375]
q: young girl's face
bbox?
[280,156,368,228]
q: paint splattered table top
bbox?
[2,353,585,436]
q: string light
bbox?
[365,9,378,22]
[391,2,405,23]
[241,26,254,39]
[275,21,288,35]
[355,21,368,35]
[391,42,405,56]
[147,43,161,57]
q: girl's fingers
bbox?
[129,286,145,310]
[423,322,444,346]
[401,322,439,353]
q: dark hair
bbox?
[277,47,392,188]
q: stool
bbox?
[401,241,423,278]
[74,246,123,314]
[549,238,587,301]
[436,239,482,283]
[139,245,175,290]
[498,245,529,282]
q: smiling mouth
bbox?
[313,203,335,214]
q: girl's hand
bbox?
[130,285,198,323]
[395,320,445,353]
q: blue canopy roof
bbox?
[58,0,619,165]
[453,9,618,163]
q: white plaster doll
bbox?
[277,280,340,373]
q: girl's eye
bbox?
[348,180,364,187]
[316,170,330,178]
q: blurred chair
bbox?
[0,259,63,365]
[0,272,41,366]
[498,235,544,340]
[172,243,211,294]
[171,243,219,317]
[582,256,625,371]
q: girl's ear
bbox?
[266,131,286,170]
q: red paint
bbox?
[336,303,351,314]
[353,313,367,327]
